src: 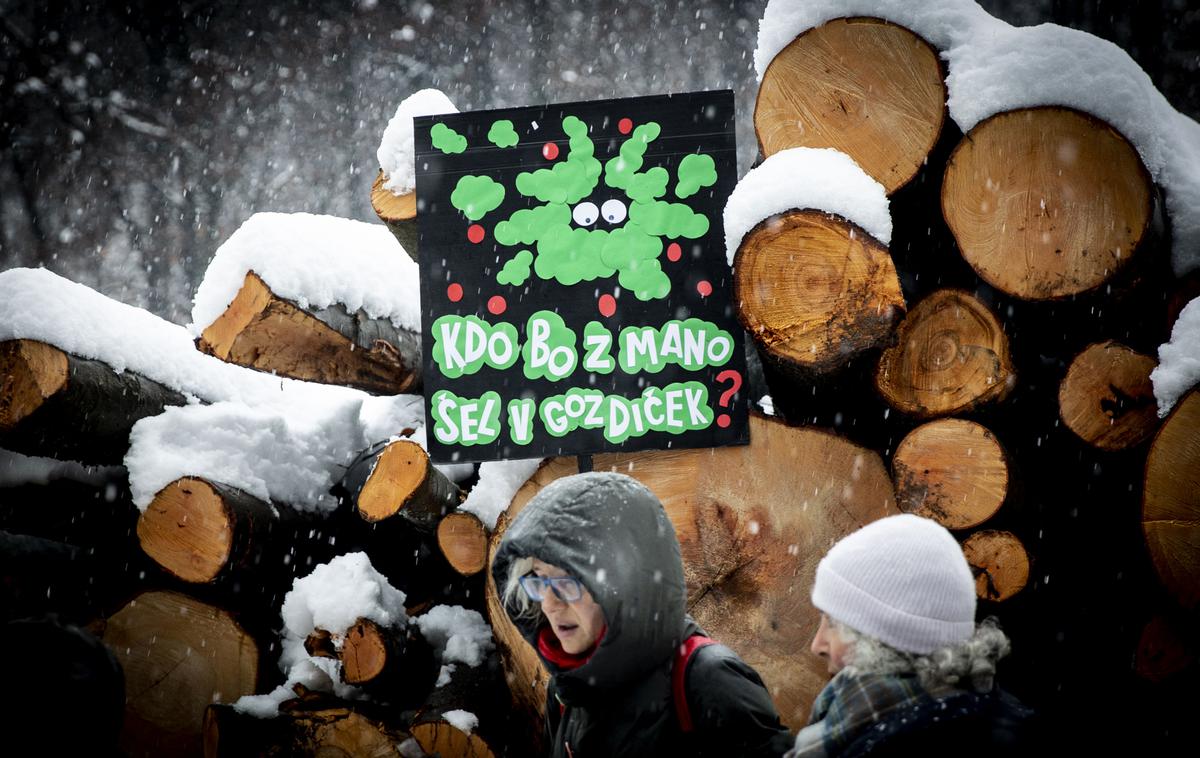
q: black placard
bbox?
[415,90,748,463]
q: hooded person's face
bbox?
[811,613,854,674]
[533,558,607,654]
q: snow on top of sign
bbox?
[754,0,1200,276]
[1152,298,1200,417]
[236,553,406,717]
[189,212,421,335]
[415,604,495,668]
[377,88,458,195]
[459,458,544,530]
[0,267,365,409]
[724,147,891,265]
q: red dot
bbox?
[598,294,617,317]
[717,414,731,429]
[446,283,463,302]
[697,280,713,297]
[542,142,559,160]
[467,224,485,244]
[666,242,682,262]
[618,118,633,135]
[487,295,507,315]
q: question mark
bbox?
[714,369,742,429]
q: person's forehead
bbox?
[531,558,568,576]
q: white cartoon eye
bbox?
[601,198,627,224]
[572,201,599,227]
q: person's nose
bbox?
[811,629,827,658]
[541,587,566,612]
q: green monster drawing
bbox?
[447,115,718,301]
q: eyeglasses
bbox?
[519,574,585,603]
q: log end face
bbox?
[1142,389,1200,609]
[1059,341,1158,451]
[196,272,273,361]
[0,339,69,430]
[410,722,495,758]
[962,530,1029,602]
[359,439,431,522]
[438,512,489,576]
[342,619,389,684]
[137,477,235,584]
[371,169,418,223]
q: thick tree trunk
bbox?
[196,271,422,394]
[1142,388,1200,609]
[103,590,260,758]
[875,288,1015,418]
[754,17,946,193]
[892,418,1009,530]
[486,413,898,731]
[961,529,1030,602]
[1059,340,1158,450]
[942,107,1155,300]
[0,338,186,464]
[371,169,420,260]
[734,210,905,379]
[410,654,505,758]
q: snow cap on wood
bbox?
[724,147,891,267]
[1152,297,1200,417]
[377,88,458,195]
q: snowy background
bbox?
[1,0,1197,323]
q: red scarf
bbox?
[537,623,607,670]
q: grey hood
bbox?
[491,472,687,700]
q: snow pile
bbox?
[442,709,479,735]
[415,605,495,668]
[724,147,891,264]
[377,88,458,195]
[0,449,123,489]
[1152,298,1200,417]
[459,458,544,529]
[753,0,1200,276]
[234,553,407,717]
[189,212,421,335]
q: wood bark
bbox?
[754,17,946,193]
[342,438,464,529]
[942,106,1155,300]
[875,288,1015,418]
[892,419,1009,530]
[103,589,260,758]
[410,654,505,758]
[1142,388,1200,609]
[961,530,1030,602]
[371,169,420,260]
[486,413,899,731]
[1059,341,1158,451]
[340,617,439,706]
[734,210,905,379]
[0,338,186,464]
[196,271,421,395]
[204,698,412,758]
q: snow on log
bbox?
[1142,388,1200,609]
[371,170,419,260]
[0,338,186,464]
[892,418,1008,530]
[1151,297,1200,418]
[942,107,1155,300]
[961,529,1029,602]
[340,617,438,700]
[103,589,260,757]
[204,697,411,758]
[197,271,422,395]
[410,657,503,758]
[486,413,898,729]
[875,288,1014,418]
[755,16,945,193]
[1059,341,1158,451]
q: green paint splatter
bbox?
[629,201,709,239]
[497,250,534,286]
[488,119,520,148]
[514,116,601,204]
[431,123,467,154]
[604,123,668,204]
[451,175,505,221]
[495,204,571,246]
[533,225,616,286]
[675,154,717,199]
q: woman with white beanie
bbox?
[786,514,1033,757]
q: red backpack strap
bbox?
[673,634,717,733]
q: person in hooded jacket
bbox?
[492,471,794,758]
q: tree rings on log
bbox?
[347,439,463,529]
[1059,341,1158,451]
[961,530,1029,602]
[734,210,905,378]
[438,511,489,576]
[196,271,421,395]
[754,17,945,193]
[487,413,899,729]
[371,169,420,260]
[942,107,1154,300]
[0,338,185,464]
[1142,389,1200,609]
[410,656,502,758]
[893,419,1008,530]
[875,289,1014,418]
[104,590,259,758]
[137,477,287,584]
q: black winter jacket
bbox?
[492,472,794,758]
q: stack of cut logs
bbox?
[3,13,1198,757]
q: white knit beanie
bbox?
[812,514,976,655]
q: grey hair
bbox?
[502,556,544,623]
[834,616,1011,693]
